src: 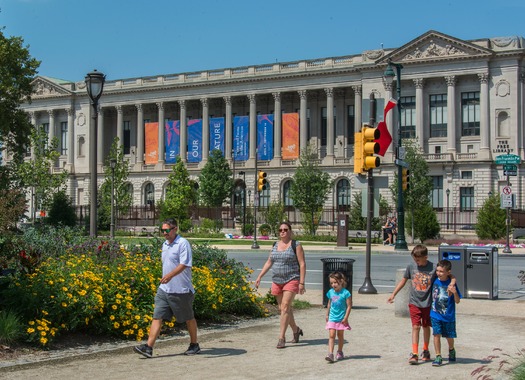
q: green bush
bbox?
[476,195,507,240]
[259,223,271,236]
[199,218,222,233]
[47,191,77,227]
[0,310,22,344]
[243,224,254,236]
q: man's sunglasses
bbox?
[162,228,173,234]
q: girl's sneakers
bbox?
[325,353,335,363]
[336,351,344,360]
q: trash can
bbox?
[465,246,498,299]
[320,258,355,307]
[438,247,467,297]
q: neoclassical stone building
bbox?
[13,30,525,225]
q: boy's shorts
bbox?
[152,288,195,323]
[271,280,300,295]
[431,317,457,338]
[409,304,431,327]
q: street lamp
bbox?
[110,158,116,239]
[384,60,408,250]
[446,188,450,230]
[239,171,246,233]
[85,69,106,237]
[232,149,236,229]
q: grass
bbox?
[0,310,22,345]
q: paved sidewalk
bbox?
[2,289,524,380]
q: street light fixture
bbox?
[239,171,246,233]
[384,60,408,251]
[85,69,106,237]
[446,188,450,230]
[110,158,116,239]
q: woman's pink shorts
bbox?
[271,280,300,295]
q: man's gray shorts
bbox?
[153,288,195,323]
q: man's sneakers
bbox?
[421,350,431,362]
[432,355,443,367]
[184,342,201,355]
[134,343,153,358]
[409,353,418,364]
[449,348,456,362]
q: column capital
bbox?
[247,94,256,103]
[135,103,143,112]
[324,88,334,98]
[298,90,307,100]
[156,102,164,110]
[223,96,231,106]
[115,105,123,114]
[478,73,489,84]
[413,78,425,89]
[352,85,362,95]
[200,97,208,107]
[66,108,74,116]
[382,79,393,92]
[178,99,186,110]
[445,75,456,87]
[47,109,55,117]
[272,92,281,102]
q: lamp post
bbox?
[239,171,246,233]
[85,70,106,237]
[232,149,236,229]
[110,158,116,239]
[446,188,450,230]
[384,60,408,251]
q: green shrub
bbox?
[47,191,77,227]
[0,310,22,344]
[476,195,507,240]
[259,223,271,236]
[243,224,254,236]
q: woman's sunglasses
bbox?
[279,228,289,232]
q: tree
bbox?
[348,191,391,231]
[47,191,76,227]
[262,201,286,237]
[98,139,132,231]
[198,149,233,208]
[159,156,197,224]
[290,145,332,235]
[476,195,506,240]
[0,30,40,157]
[14,128,68,220]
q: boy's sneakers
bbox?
[325,353,335,363]
[432,355,443,367]
[408,353,418,364]
[421,350,431,361]
[449,348,456,362]
[184,343,201,355]
[336,351,344,360]
[134,343,153,358]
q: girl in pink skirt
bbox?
[325,271,352,362]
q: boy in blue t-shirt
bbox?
[430,259,461,367]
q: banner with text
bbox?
[209,117,225,154]
[257,114,274,160]
[282,113,299,159]
[233,115,249,161]
[145,122,159,164]
[187,119,203,163]
[165,120,180,164]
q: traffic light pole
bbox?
[252,149,260,249]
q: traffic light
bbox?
[354,124,380,174]
[257,171,268,192]
[402,168,410,191]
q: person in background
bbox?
[255,221,306,349]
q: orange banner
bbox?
[145,122,159,164]
[282,113,299,159]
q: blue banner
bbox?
[233,116,249,161]
[187,119,202,163]
[257,114,274,160]
[209,117,225,154]
[165,120,180,164]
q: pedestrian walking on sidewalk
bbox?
[255,221,306,349]
[325,272,352,363]
[430,259,461,367]
[387,244,456,365]
[134,218,200,358]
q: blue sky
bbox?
[2,0,524,82]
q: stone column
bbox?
[29,112,36,157]
[273,92,282,159]
[383,80,395,158]
[352,85,362,134]
[325,88,334,157]
[224,96,232,160]
[179,100,187,162]
[116,105,124,146]
[299,90,308,151]
[414,78,425,148]
[66,107,75,167]
[136,104,144,165]
[157,102,165,164]
[48,110,55,146]
[446,76,457,155]
[479,73,490,158]
[97,108,104,171]
[248,94,256,160]
[201,97,209,162]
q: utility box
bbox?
[337,214,349,247]
[438,247,467,297]
[465,247,498,299]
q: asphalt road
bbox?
[227,250,525,300]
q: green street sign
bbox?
[503,164,517,171]
[495,154,521,165]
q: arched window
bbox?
[144,183,155,206]
[283,180,293,207]
[336,179,351,211]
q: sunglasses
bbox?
[162,228,173,234]
[279,228,289,232]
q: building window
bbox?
[347,105,355,145]
[283,180,293,206]
[400,96,416,138]
[259,183,270,208]
[144,183,155,206]
[460,187,474,211]
[336,179,351,211]
[42,123,49,149]
[429,94,447,137]
[461,92,480,136]
[60,122,68,155]
[461,171,473,179]
[123,121,131,155]
[431,176,443,209]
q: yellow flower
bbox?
[48,280,54,285]
[62,302,68,307]
[40,331,46,337]
[27,328,35,334]
[112,305,117,310]
[109,315,115,321]
[28,321,35,326]
[40,337,48,345]
[113,322,120,329]
[62,287,68,292]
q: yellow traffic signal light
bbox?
[354,124,380,174]
[402,168,410,190]
[257,171,267,192]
